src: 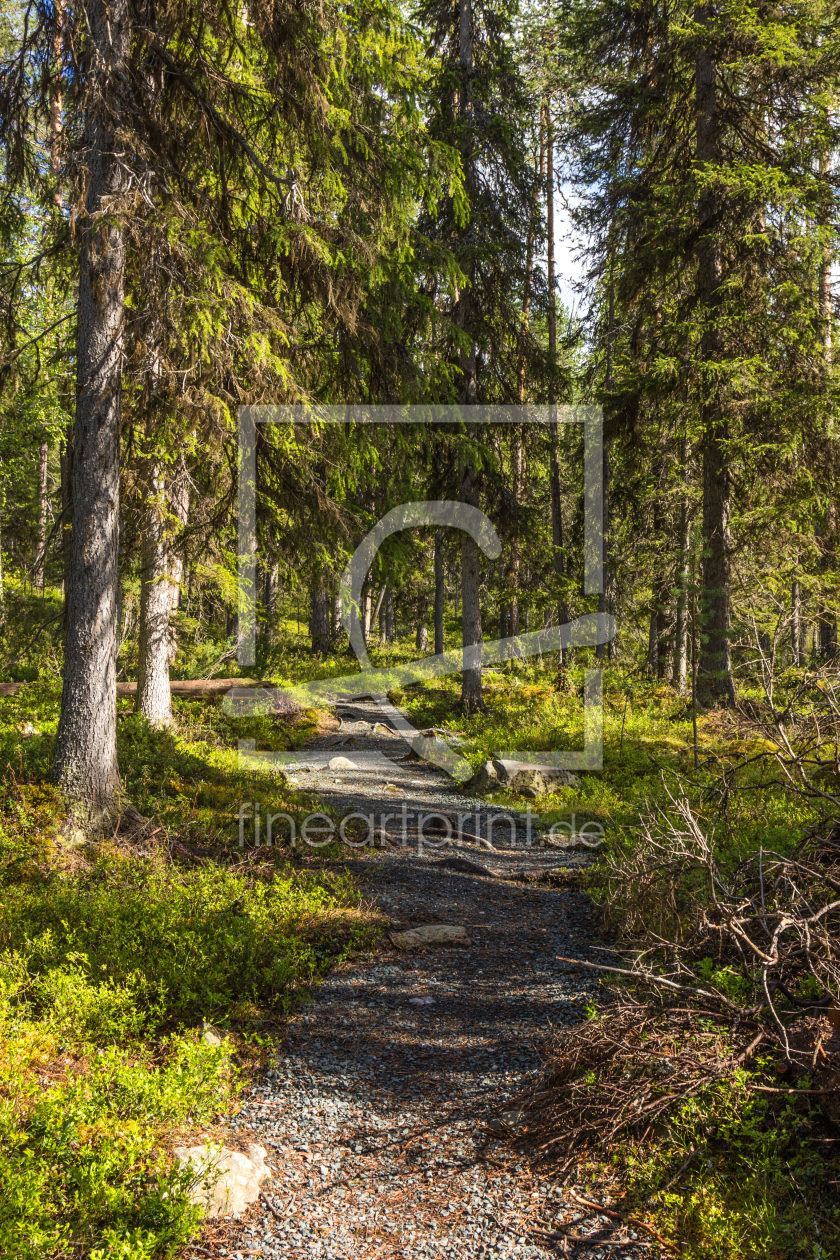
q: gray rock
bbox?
[389,924,471,949]
[328,755,358,770]
[173,1141,271,1217]
[465,759,580,797]
[202,1020,227,1046]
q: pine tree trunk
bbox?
[647,612,658,676]
[59,422,73,600]
[166,462,190,663]
[675,478,691,693]
[516,106,546,405]
[331,586,342,645]
[597,243,616,662]
[53,0,130,823]
[791,577,803,667]
[819,506,837,662]
[35,441,49,589]
[416,594,429,652]
[385,586,395,643]
[509,425,523,643]
[653,492,672,679]
[362,584,372,645]
[311,571,331,656]
[696,15,735,704]
[546,110,569,673]
[136,465,172,727]
[461,457,484,712]
[434,528,445,655]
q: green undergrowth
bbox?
[620,1070,838,1260]
[0,682,379,1258]
[3,622,837,1255]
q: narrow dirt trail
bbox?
[200,705,649,1260]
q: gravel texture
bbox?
[192,702,655,1260]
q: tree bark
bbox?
[434,528,445,655]
[819,505,837,662]
[791,577,804,667]
[311,569,331,656]
[385,585,395,643]
[416,594,429,652]
[35,441,49,589]
[167,461,190,662]
[59,422,73,600]
[136,465,172,727]
[362,583,372,646]
[696,12,736,704]
[674,465,691,693]
[597,242,616,662]
[53,0,130,822]
[460,456,484,712]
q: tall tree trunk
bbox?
[509,427,524,645]
[59,422,73,600]
[674,450,691,693]
[546,106,569,674]
[136,465,172,727]
[647,612,658,675]
[331,585,342,645]
[35,441,49,589]
[819,505,837,662]
[516,106,546,405]
[167,461,190,663]
[791,577,804,667]
[457,0,483,712]
[461,457,484,712]
[362,582,372,646]
[653,487,673,678]
[434,528,445,655]
[311,570,331,656]
[385,586,395,643]
[696,13,735,704]
[819,148,832,365]
[53,0,130,822]
[597,242,616,662]
[416,595,429,652]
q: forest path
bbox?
[203,704,646,1260]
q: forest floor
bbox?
[200,702,648,1260]
[2,618,839,1259]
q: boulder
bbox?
[173,1142,271,1218]
[465,759,580,797]
[328,755,358,770]
[389,924,470,949]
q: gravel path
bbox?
[198,703,653,1260]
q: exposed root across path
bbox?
[193,703,655,1260]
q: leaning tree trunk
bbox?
[136,465,172,727]
[696,13,736,705]
[53,0,130,823]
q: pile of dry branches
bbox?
[509,669,840,1168]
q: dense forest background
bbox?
[2,0,838,742]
